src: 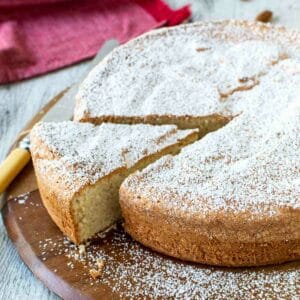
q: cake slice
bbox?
[30,121,198,244]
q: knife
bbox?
[0,39,119,201]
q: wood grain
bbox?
[1,1,300,298]
[2,189,299,299]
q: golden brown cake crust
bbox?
[30,121,198,244]
[120,187,300,267]
[33,20,300,267]
[34,159,129,244]
[33,161,79,243]
[116,20,300,267]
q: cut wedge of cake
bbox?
[30,121,198,244]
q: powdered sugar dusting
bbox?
[38,225,300,299]
[115,21,300,216]
[28,21,300,294]
[124,63,300,215]
[75,20,300,121]
[30,122,196,199]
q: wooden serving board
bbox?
[3,189,300,300]
[2,92,300,299]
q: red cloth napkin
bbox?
[0,0,190,84]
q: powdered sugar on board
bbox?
[14,192,30,204]
[13,193,41,208]
[37,224,300,299]
[12,195,299,299]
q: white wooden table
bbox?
[0,1,299,298]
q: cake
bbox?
[33,20,300,267]
[120,102,300,266]
[74,21,297,133]
[30,121,198,244]
[113,21,300,267]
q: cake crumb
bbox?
[79,244,86,256]
[89,268,102,280]
[96,259,105,273]
[89,259,105,280]
[255,10,273,23]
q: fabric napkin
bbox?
[0,0,191,84]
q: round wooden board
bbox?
[1,91,299,299]
[2,189,300,299]
[3,190,115,299]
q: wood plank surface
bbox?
[0,1,299,299]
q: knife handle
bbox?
[0,148,31,195]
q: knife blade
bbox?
[0,39,119,206]
[41,39,119,123]
[42,39,119,123]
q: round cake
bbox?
[74,20,300,267]
[113,21,299,267]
